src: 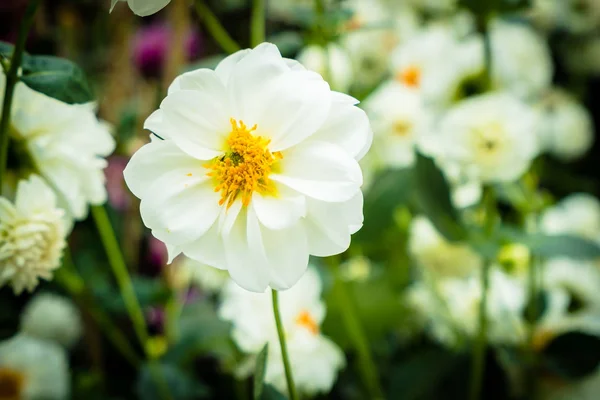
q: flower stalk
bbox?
[331,262,384,400]
[251,0,265,47]
[0,0,41,194]
[271,289,299,400]
[194,0,241,54]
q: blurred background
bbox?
[2,0,600,399]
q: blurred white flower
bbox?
[409,216,482,278]
[489,19,553,100]
[536,89,594,161]
[0,175,67,294]
[0,334,70,400]
[124,43,371,292]
[534,258,600,349]
[296,43,354,93]
[540,193,600,243]
[110,0,171,16]
[20,292,83,349]
[540,367,600,400]
[219,268,345,396]
[391,23,482,107]
[432,92,539,183]
[363,81,429,168]
[11,82,115,220]
[175,256,230,293]
[557,0,600,34]
[407,0,457,13]
[409,268,527,346]
[342,0,418,89]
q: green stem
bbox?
[92,205,149,348]
[331,264,384,400]
[469,260,491,400]
[194,0,241,54]
[92,205,173,400]
[0,0,40,194]
[55,252,141,367]
[250,0,265,47]
[469,188,497,400]
[271,289,298,400]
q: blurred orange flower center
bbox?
[397,65,421,88]
[0,367,25,400]
[296,309,319,335]
[206,119,282,209]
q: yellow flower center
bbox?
[295,309,319,335]
[206,119,282,208]
[392,120,413,137]
[0,367,25,400]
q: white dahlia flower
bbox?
[0,334,70,400]
[219,268,345,396]
[110,0,171,16]
[390,23,482,107]
[10,81,115,220]
[408,216,482,278]
[124,43,371,292]
[408,268,527,347]
[0,175,67,294]
[20,292,83,349]
[489,19,553,100]
[363,80,429,169]
[433,92,539,184]
[536,89,594,162]
[540,193,600,243]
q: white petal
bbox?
[144,110,170,139]
[309,91,372,160]
[127,0,171,16]
[223,209,270,292]
[217,198,243,236]
[272,142,362,202]
[251,187,306,230]
[123,139,204,199]
[159,89,230,160]
[215,49,251,85]
[181,223,227,269]
[168,68,227,96]
[246,207,309,290]
[140,180,221,246]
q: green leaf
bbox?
[93,276,170,314]
[0,41,14,58]
[164,301,235,364]
[136,363,210,400]
[356,168,413,241]
[388,349,462,400]
[20,55,93,104]
[261,384,287,400]
[253,344,269,400]
[267,32,304,57]
[542,332,600,379]
[500,227,600,260]
[413,153,467,241]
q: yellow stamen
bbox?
[296,309,319,335]
[205,119,282,208]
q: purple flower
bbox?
[132,22,203,79]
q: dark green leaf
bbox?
[267,32,304,57]
[20,55,93,104]
[388,349,462,400]
[356,168,413,241]
[542,332,600,379]
[0,41,14,59]
[136,363,210,400]
[413,153,467,241]
[261,384,287,400]
[93,276,170,314]
[164,302,235,364]
[253,344,269,400]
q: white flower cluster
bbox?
[0,70,114,294]
[219,268,345,395]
